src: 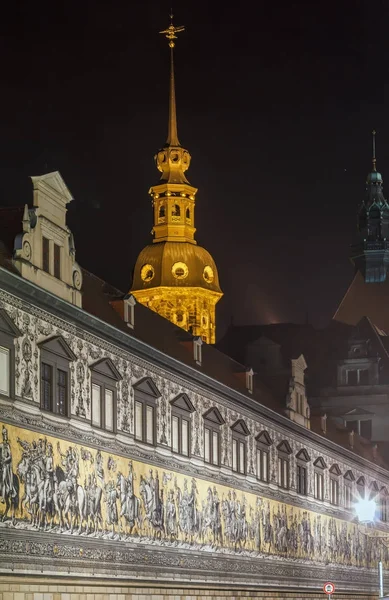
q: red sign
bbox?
[323,582,335,595]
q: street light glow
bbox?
[354,498,377,523]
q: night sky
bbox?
[0,0,388,339]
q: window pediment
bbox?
[231,419,250,436]
[313,456,327,469]
[357,476,366,487]
[38,335,76,361]
[90,357,122,381]
[344,469,355,482]
[170,393,195,413]
[277,440,292,455]
[133,377,161,398]
[381,486,389,496]
[203,406,225,425]
[296,448,311,462]
[0,309,21,338]
[256,430,272,446]
[329,463,342,476]
[370,481,379,492]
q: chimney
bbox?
[373,444,378,461]
[321,413,327,435]
[349,430,354,449]
[123,294,136,329]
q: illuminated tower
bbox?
[131,17,223,344]
[350,130,389,283]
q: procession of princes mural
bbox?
[0,422,387,569]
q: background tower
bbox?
[350,131,389,283]
[131,17,223,344]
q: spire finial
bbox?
[372,129,377,172]
[159,15,185,146]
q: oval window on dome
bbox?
[140,264,155,283]
[203,265,214,283]
[172,262,189,280]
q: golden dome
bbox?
[131,241,222,294]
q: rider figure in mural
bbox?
[1,427,16,503]
[42,442,56,510]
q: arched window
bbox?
[90,358,122,432]
[296,449,310,496]
[203,407,225,466]
[172,204,180,217]
[170,393,195,457]
[159,204,165,219]
[329,464,342,506]
[344,470,355,509]
[133,377,161,446]
[277,440,292,490]
[357,476,366,499]
[186,207,190,220]
[380,488,389,522]
[313,457,327,501]
[256,431,272,483]
[231,419,250,475]
[38,335,76,416]
[0,308,21,398]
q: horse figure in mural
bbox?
[116,469,141,537]
[0,427,19,524]
[139,470,164,539]
[17,451,57,530]
[55,444,89,534]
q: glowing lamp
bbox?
[355,498,377,523]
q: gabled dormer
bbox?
[13,172,83,307]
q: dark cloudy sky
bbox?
[0,0,388,338]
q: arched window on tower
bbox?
[172,204,181,217]
[186,207,190,221]
[158,204,166,222]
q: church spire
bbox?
[160,14,184,147]
[130,15,223,344]
[350,130,389,283]
[372,129,377,172]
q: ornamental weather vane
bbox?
[159,12,185,47]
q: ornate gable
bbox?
[170,393,195,412]
[203,406,225,425]
[38,335,76,361]
[133,377,161,398]
[90,357,122,381]
[231,419,250,436]
[12,171,83,308]
[0,308,21,338]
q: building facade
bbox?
[0,170,388,599]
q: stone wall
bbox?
[0,579,378,600]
